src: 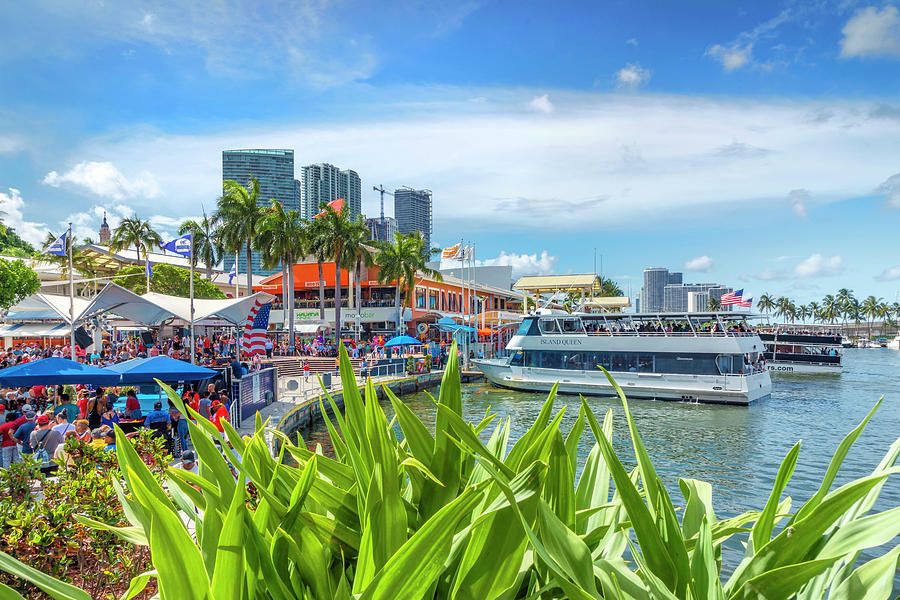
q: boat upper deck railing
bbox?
[582,330,758,338]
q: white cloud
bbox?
[528,94,554,114]
[38,90,900,235]
[43,161,160,201]
[875,173,900,208]
[876,266,900,281]
[626,38,638,46]
[707,43,753,71]
[616,63,651,88]
[788,188,810,219]
[476,250,558,277]
[0,188,49,247]
[795,254,844,278]
[0,135,23,156]
[840,6,900,59]
[684,255,714,272]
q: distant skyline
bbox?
[1,1,899,303]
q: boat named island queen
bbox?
[473,310,772,405]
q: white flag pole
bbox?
[68,223,75,360]
[234,251,239,299]
[189,230,195,365]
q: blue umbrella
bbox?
[0,357,120,387]
[105,356,218,384]
[384,335,423,347]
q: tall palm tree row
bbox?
[756,290,900,339]
[315,204,360,345]
[214,177,266,295]
[256,200,306,344]
[376,231,442,336]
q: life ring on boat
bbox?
[416,323,429,335]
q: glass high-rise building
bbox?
[641,267,685,312]
[394,187,433,250]
[222,149,297,276]
[299,163,362,220]
[366,216,398,242]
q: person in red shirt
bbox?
[76,392,89,419]
[0,412,24,468]
[209,400,229,433]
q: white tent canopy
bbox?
[76,283,275,326]
[8,293,94,324]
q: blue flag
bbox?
[162,233,192,257]
[146,259,153,281]
[44,231,67,257]
[228,261,237,284]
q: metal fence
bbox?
[229,366,278,426]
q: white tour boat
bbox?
[473,311,771,405]
[757,323,842,375]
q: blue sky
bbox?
[1,0,900,305]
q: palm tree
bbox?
[376,231,442,336]
[807,301,820,324]
[876,302,890,336]
[775,297,797,322]
[305,218,330,323]
[861,295,883,340]
[706,297,721,311]
[757,294,775,321]
[836,288,855,330]
[256,201,305,344]
[38,233,100,291]
[109,217,162,284]
[342,217,376,340]
[179,213,222,279]
[821,294,839,325]
[214,178,266,295]
[316,204,359,345]
[798,304,809,323]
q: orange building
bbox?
[253,261,522,335]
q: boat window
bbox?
[522,350,728,376]
[561,318,583,334]
[509,351,524,366]
[516,317,540,337]
[539,319,560,334]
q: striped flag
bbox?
[240,300,272,356]
[441,243,461,259]
[720,289,743,306]
[737,296,752,308]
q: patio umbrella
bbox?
[105,356,218,384]
[0,357,120,387]
[384,335,423,347]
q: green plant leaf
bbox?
[0,551,91,600]
[729,558,839,600]
[210,475,247,600]
[119,570,156,600]
[828,542,900,600]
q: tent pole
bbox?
[68,222,75,360]
[189,228,195,365]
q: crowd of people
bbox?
[0,380,231,474]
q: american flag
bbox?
[240,301,272,356]
[720,289,743,306]
[737,296,752,308]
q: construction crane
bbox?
[372,185,394,241]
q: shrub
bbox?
[2,340,899,600]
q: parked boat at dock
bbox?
[473,311,771,405]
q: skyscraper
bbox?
[394,187,433,250]
[299,163,362,220]
[641,267,670,312]
[366,216,398,242]
[222,149,297,276]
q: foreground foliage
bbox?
[0,431,169,599]
[3,342,900,599]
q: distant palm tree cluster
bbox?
[756,289,900,338]
[77,176,439,345]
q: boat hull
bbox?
[766,361,842,375]
[473,359,771,406]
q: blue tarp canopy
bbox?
[436,316,457,326]
[384,335,423,347]
[0,357,120,387]
[105,356,217,384]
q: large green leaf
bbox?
[358,483,488,600]
[828,543,900,600]
[0,551,91,600]
[752,441,800,551]
[210,475,247,600]
[729,558,840,600]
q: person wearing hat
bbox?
[209,399,229,434]
[143,400,171,448]
[29,414,63,474]
[14,411,38,455]
[176,449,199,475]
